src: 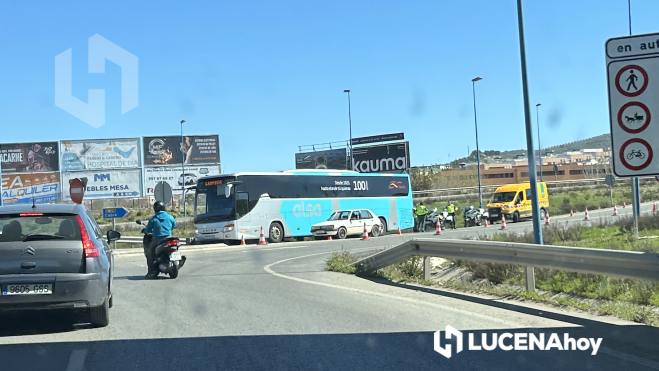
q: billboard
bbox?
[351,132,404,146]
[0,142,59,173]
[143,135,220,166]
[60,138,140,171]
[295,148,347,170]
[144,165,221,195]
[61,169,142,200]
[351,142,410,173]
[1,172,60,205]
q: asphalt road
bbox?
[1,203,659,371]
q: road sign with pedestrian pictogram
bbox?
[607,33,659,176]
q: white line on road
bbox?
[264,250,659,369]
[65,349,88,371]
[263,249,522,328]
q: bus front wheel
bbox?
[378,217,387,235]
[269,222,284,243]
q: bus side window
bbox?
[236,192,249,217]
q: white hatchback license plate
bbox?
[3,284,53,295]
[170,251,182,261]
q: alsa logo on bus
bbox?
[293,202,321,217]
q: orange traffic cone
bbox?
[434,219,442,235]
[545,210,551,226]
[327,235,332,241]
[613,204,619,216]
[258,226,267,245]
[484,219,489,228]
[623,202,627,209]
[361,222,370,240]
[570,210,574,217]
[584,207,590,221]
[240,236,246,245]
[653,201,658,214]
[397,227,402,235]
[500,215,508,230]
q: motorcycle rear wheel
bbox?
[169,262,179,279]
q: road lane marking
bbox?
[265,250,659,369]
[264,249,524,328]
[65,349,87,371]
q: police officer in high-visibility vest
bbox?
[446,202,457,229]
[413,207,419,232]
[416,202,428,232]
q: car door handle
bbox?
[21,262,36,269]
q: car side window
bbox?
[351,211,360,220]
[525,189,531,200]
[85,210,103,240]
[361,210,373,219]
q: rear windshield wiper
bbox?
[24,234,66,241]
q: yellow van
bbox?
[486,182,549,223]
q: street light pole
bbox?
[344,90,352,170]
[536,103,542,181]
[180,119,186,218]
[471,77,483,208]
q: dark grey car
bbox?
[0,203,119,327]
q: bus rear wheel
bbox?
[269,222,284,243]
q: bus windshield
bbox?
[194,178,236,223]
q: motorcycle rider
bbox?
[416,202,428,232]
[447,202,457,229]
[144,201,178,279]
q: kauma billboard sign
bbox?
[351,142,410,173]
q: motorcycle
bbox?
[463,206,489,227]
[440,210,454,230]
[424,208,442,231]
[137,220,186,279]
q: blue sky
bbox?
[0,0,657,171]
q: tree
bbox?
[409,168,435,191]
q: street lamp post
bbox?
[344,90,352,170]
[180,119,186,218]
[471,77,483,208]
[536,103,542,181]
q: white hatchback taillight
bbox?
[76,215,99,258]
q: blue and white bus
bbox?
[192,170,413,244]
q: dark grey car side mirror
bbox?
[107,230,121,243]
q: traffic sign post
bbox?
[605,174,616,206]
[605,33,659,238]
[154,181,173,206]
[103,207,128,250]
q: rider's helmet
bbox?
[153,201,166,212]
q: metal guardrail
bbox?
[413,175,657,195]
[351,238,659,289]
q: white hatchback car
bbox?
[311,209,383,240]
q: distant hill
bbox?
[450,134,612,166]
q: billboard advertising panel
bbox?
[351,142,410,173]
[61,169,142,200]
[143,135,220,166]
[0,142,59,173]
[60,138,140,171]
[144,165,221,195]
[1,172,60,205]
[295,148,347,170]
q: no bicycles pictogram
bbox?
[619,138,653,171]
[615,65,648,97]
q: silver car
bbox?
[0,203,118,327]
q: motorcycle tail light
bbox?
[167,239,179,246]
